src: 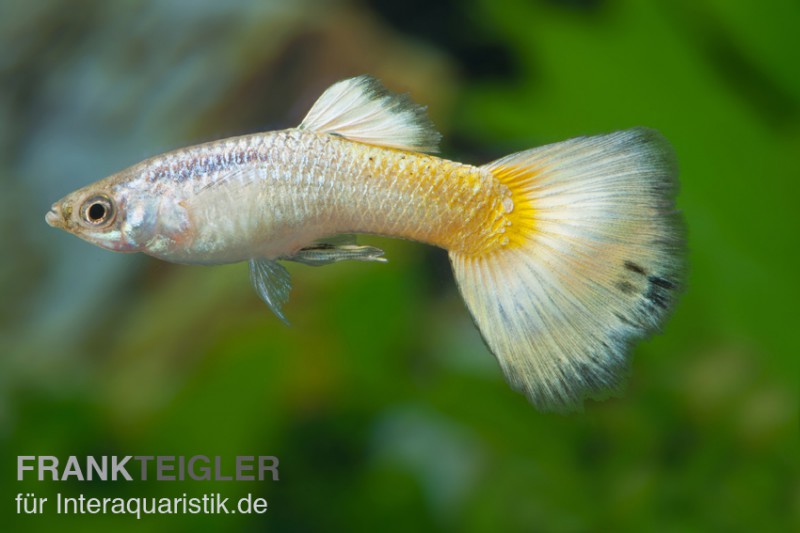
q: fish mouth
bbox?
[45,205,62,228]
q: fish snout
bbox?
[45,203,64,228]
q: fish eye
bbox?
[81,195,115,226]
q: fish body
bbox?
[47,76,683,411]
[93,129,511,265]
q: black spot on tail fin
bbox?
[624,261,647,276]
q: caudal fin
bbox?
[450,128,683,412]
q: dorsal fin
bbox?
[298,75,441,153]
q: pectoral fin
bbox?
[287,236,387,266]
[249,258,292,325]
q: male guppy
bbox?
[46,76,683,411]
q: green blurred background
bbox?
[1,0,797,531]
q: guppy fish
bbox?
[46,76,682,411]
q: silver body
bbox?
[124,129,504,264]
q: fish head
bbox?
[45,176,159,253]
